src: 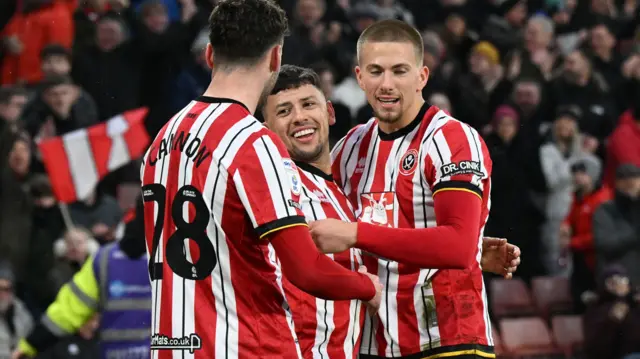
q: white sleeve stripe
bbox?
[233,172,258,228]
[431,130,452,183]
[253,135,293,218]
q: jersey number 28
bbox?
[142,183,217,280]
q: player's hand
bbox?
[359,266,382,315]
[10,349,28,359]
[309,219,357,253]
[481,237,521,279]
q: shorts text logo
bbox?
[150,333,202,353]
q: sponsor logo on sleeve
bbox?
[440,160,483,178]
[282,158,301,195]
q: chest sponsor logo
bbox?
[440,160,483,178]
[399,149,418,176]
[312,189,331,203]
[359,192,394,227]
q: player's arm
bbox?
[17,255,100,357]
[234,133,375,301]
[355,123,489,269]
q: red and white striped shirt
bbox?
[141,97,308,359]
[331,104,494,358]
[282,162,369,359]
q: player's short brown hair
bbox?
[208,0,289,68]
[356,19,424,65]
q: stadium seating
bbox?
[551,315,584,358]
[490,278,537,318]
[500,317,563,357]
[531,276,573,318]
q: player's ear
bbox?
[205,43,214,69]
[269,44,282,73]
[418,65,430,91]
[354,66,364,90]
[326,101,336,126]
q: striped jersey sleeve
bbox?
[424,120,490,200]
[231,130,307,239]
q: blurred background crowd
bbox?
[1,0,640,357]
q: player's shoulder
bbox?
[430,112,487,148]
[333,120,376,152]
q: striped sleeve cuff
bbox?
[433,180,482,200]
[256,216,308,239]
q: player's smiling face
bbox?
[356,41,428,125]
[263,84,336,163]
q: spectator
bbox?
[0,135,34,289]
[0,263,33,359]
[0,87,28,167]
[594,164,640,286]
[0,0,73,86]
[72,12,142,121]
[51,228,100,293]
[506,14,558,82]
[0,87,28,128]
[68,190,123,245]
[583,265,640,359]
[560,155,612,312]
[22,75,99,141]
[40,45,72,78]
[551,49,617,154]
[485,104,545,282]
[589,21,625,104]
[451,41,504,131]
[539,105,587,275]
[169,29,210,113]
[428,92,452,115]
[421,30,456,97]
[23,175,64,315]
[604,83,640,188]
[481,0,527,54]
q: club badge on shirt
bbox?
[399,149,418,176]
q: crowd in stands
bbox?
[1,0,640,357]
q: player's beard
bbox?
[258,71,279,110]
[374,108,402,124]
[290,141,325,164]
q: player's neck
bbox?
[203,73,264,114]
[378,98,425,134]
[310,153,332,176]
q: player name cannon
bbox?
[147,130,212,168]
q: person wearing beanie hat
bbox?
[452,41,503,130]
[561,153,612,312]
[490,104,520,139]
[472,41,501,66]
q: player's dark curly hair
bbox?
[208,0,289,68]
[270,65,321,96]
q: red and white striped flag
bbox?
[38,108,150,203]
